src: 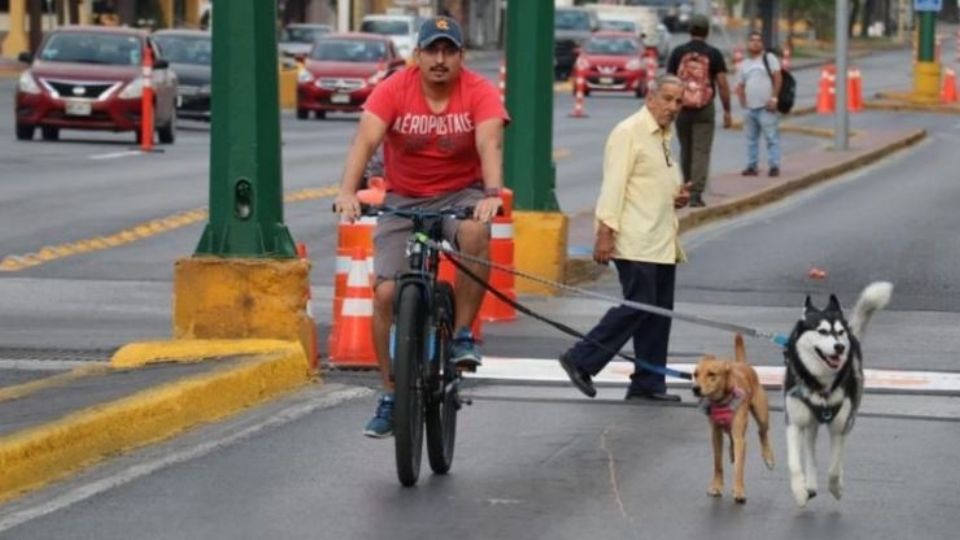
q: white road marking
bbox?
[88,150,142,160]
[0,385,372,533]
[467,357,960,394]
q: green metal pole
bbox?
[195,0,296,258]
[503,0,558,212]
[917,11,935,62]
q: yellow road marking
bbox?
[0,185,340,273]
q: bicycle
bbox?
[358,203,476,487]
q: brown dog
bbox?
[692,334,775,504]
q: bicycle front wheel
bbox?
[393,284,426,487]
[426,282,458,474]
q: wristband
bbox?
[483,187,503,197]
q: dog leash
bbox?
[444,251,693,380]
[435,241,791,349]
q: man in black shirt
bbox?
[667,14,732,208]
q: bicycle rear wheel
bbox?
[393,284,426,487]
[426,282,458,474]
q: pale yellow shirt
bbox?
[595,106,686,264]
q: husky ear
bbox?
[827,294,842,312]
[804,295,816,313]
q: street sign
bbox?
[914,0,942,11]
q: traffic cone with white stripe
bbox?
[569,69,588,118]
[328,247,377,368]
[480,188,516,322]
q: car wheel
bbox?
[314,110,326,120]
[16,124,36,141]
[157,109,176,144]
[41,126,60,141]
[296,108,309,120]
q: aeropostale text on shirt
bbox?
[392,113,475,136]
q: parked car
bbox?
[574,32,648,98]
[591,5,670,63]
[15,26,178,143]
[153,29,211,122]
[554,7,599,81]
[279,23,333,59]
[359,14,419,61]
[296,33,406,120]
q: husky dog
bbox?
[783,281,893,507]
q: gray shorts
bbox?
[373,186,487,283]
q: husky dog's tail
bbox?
[850,281,893,339]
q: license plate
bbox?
[599,77,614,85]
[65,100,92,116]
[331,93,350,104]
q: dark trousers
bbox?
[567,260,676,395]
[676,102,716,197]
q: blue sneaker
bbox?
[363,393,394,438]
[450,327,482,370]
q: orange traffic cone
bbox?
[942,67,958,104]
[847,68,863,112]
[328,247,377,368]
[357,176,386,205]
[569,69,588,118]
[498,58,506,103]
[816,66,836,114]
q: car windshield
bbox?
[154,35,211,66]
[599,20,636,33]
[282,26,331,43]
[584,37,639,55]
[360,20,411,36]
[311,39,387,62]
[38,32,142,65]
[555,10,591,31]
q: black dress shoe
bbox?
[559,352,596,398]
[625,391,682,403]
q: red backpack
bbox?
[676,51,713,109]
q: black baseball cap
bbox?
[417,16,464,49]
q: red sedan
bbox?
[296,33,406,120]
[15,26,178,143]
[574,32,648,98]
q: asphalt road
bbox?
[1,383,956,540]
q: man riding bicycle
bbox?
[333,16,509,439]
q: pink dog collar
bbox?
[700,387,746,431]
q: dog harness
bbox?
[786,385,845,424]
[699,387,746,431]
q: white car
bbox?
[359,14,420,61]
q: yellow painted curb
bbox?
[0,341,311,502]
[111,339,303,368]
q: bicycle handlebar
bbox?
[331,203,503,220]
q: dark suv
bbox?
[554,7,599,81]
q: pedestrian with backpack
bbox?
[736,32,783,177]
[667,13,732,208]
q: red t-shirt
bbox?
[363,66,509,197]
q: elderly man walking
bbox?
[558,75,690,403]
